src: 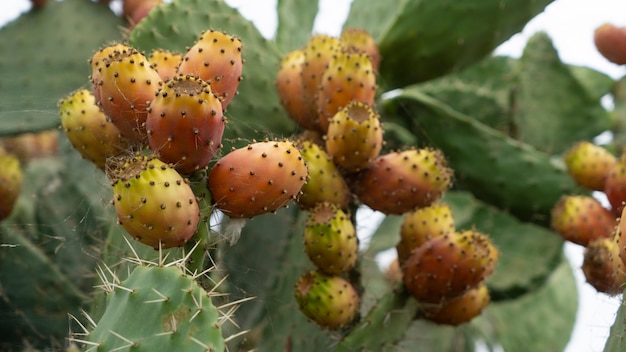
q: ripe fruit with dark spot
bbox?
[582,236,626,295]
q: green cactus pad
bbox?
[275,0,319,52]
[604,288,626,352]
[129,0,294,148]
[0,0,123,136]
[385,88,585,223]
[514,32,612,154]
[87,265,224,352]
[377,0,554,88]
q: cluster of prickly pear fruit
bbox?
[552,141,626,294]
[395,203,498,326]
[281,29,456,328]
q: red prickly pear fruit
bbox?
[351,148,453,215]
[90,43,132,103]
[301,35,342,129]
[294,270,360,330]
[325,101,383,172]
[317,50,376,133]
[208,140,308,218]
[110,156,200,249]
[582,236,626,295]
[296,140,351,210]
[123,0,163,28]
[276,50,314,130]
[422,283,490,326]
[550,195,616,246]
[148,49,183,82]
[303,202,358,275]
[30,0,47,9]
[402,230,499,303]
[340,28,380,72]
[146,75,225,174]
[396,203,455,266]
[1,130,58,163]
[59,89,130,169]
[0,150,23,221]
[96,47,163,144]
[564,141,616,191]
[178,30,243,109]
[594,23,626,65]
[604,153,626,215]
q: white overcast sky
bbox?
[2,1,626,351]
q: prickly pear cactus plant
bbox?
[3,0,626,351]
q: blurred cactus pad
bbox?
[1,0,625,351]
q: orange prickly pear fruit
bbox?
[564,141,616,191]
[551,195,616,246]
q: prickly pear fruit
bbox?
[582,236,626,295]
[96,46,163,144]
[604,153,626,215]
[402,230,499,303]
[0,151,22,221]
[178,30,243,109]
[351,148,453,215]
[551,195,616,246]
[148,49,183,81]
[384,257,403,285]
[594,23,626,65]
[124,0,163,28]
[396,203,455,266]
[208,140,308,218]
[340,28,380,72]
[317,50,376,133]
[297,140,351,210]
[325,101,383,172]
[110,156,200,249]
[564,141,616,191]
[89,43,131,103]
[421,283,490,326]
[87,265,224,352]
[59,89,129,169]
[303,202,357,275]
[301,35,342,128]
[618,208,626,268]
[294,270,360,330]
[1,130,58,163]
[146,75,225,174]
[276,50,313,130]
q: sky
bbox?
[2,1,626,351]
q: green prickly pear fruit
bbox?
[340,28,380,72]
[402,230,499,303]
[325,101,383,173]
[582,236,626,295]
[301,34,342,129]
[208,140,308,218]
[317,50,376,133]
[604,153,626,215]
[303,202,357,275]
[421,283,490,326]
[294,270,360,330]
[551,195,616,246]
[110,156,200,249]
[146,75,225,174]
[178,30,243,109]
[351,148,453,215]
[594,23,626,65]
[95,46,163,144]
[86,265,224,352]
[148,49,183,81]
[297,140,351,210]
[564,141,616,191]
[396,203,455,266]
[0,150,22,221]
[276,50,313,130]
[58,89,129,169]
